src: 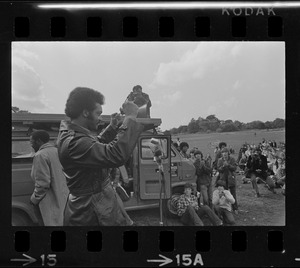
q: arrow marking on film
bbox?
[147,254,173,267]
[11,254,37,266]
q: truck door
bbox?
[139,136,171,200]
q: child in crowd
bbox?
[212,180,236,225]
[176,183,222,226]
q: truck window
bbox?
[140,138,168,159]
[171,148,177,158]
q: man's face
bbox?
[222,152,229,158]
[195,153,201,160]
[218,186,224,192]
[86,103,103,131]
[184,187,192,196]
[135,87,142,94]
[182,146,188,153]
[30,137,41,152]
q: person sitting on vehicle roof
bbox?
[175,183,222,226]
[125,85,152,118]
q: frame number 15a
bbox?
[176,254,204,266]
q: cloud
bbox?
[150,42,236,89]
[12,48,49,112]
[152,91,182,106]
[232,80,242,91]
[164,91,182,104]
[207,105,217,115]
[223,96,237,107]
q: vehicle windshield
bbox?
[12,141,35,158]
[141,138,168,159]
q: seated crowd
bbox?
[170,138,285,226]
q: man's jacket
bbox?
[217,156,237,187]
[194,159,212,185]
[57,117,144,226]
[246,154,268,179]
[30,143,69,226]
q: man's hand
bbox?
[122,101,139,119]
[30,199,37,206]
[110,113,122,129]
[191,201,198,208]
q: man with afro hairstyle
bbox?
[179,142,190,159]
[57,87,144,226]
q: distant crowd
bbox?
[170,137,285,226]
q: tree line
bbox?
[164,115,285,135]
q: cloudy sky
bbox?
[12,42,285,130]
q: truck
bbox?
[12,113,196,226]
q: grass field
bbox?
[128,129,285,226]
[173,128,285,158]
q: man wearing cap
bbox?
[212,180,235,225]
[216,147,238,214]
[176,183,222,226]
[246,147,276,197]
[194,150,213,209]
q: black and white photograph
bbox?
[12,41,285,226]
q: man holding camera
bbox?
[57,87,144,226]
[212,180,235,225]
[125,85,152,118]
[246,147,276,197]
[216,148,238,214]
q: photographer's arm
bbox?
[212,190,220,205]
[228,158,237,172]
[224,190,235,204]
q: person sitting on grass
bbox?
[176,183,223,226]
[272,157,286,189]
[212,180,236,225]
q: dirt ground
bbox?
[127,174,285,226]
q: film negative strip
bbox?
[2,1,300,267]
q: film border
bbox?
[1,1,300,267]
